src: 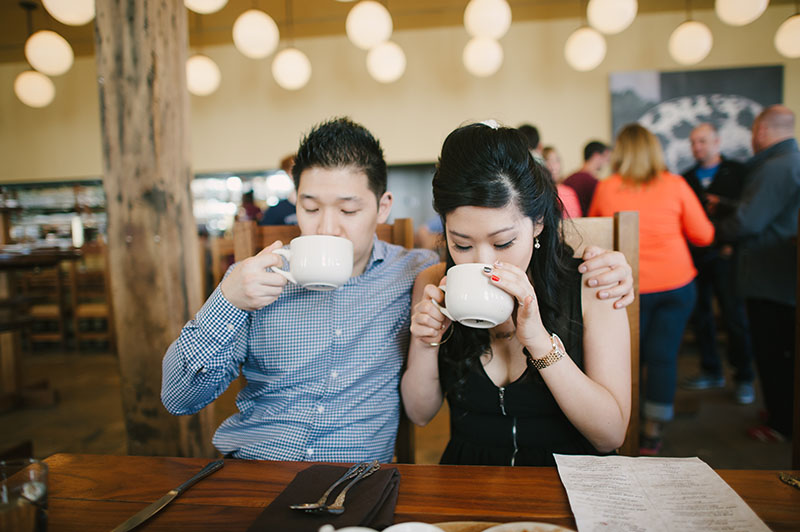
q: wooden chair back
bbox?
[19,263,68,349]
[563,211,640,456]
[232,218,417,463]
[70,239,115,353]
[209,236,235,294]
[233,219,414,261]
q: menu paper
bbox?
[554,455,771,532]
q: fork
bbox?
[321,460,381,515]
[289,462,369,511]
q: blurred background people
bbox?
[260,154,298,226]
[237,190,262,222]
[564,141,610,215]
[679,123,754,404]
[717,105,800,442]
[589,123,714,455]
[518,123,544,164]
[542,146,582,218]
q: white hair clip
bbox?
[480,119,500,129]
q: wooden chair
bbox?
[563,211,640,456]
[232,218,417,463]
[70,240,115,353]
[209,235,235,292]
[19,264,68,349]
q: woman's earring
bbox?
[534,237,541,249]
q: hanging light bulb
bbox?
[272,48,312,90]
[669,20,713,64]
[715,0,768,26]
[185,0,228,15]
[41,0,94,26]
[186,54,221,96]
[464,0,512,39]
[233,9,280,59]
[775,14,800,58]
[587,0,638,35]
[367,41,406,83]
[346,1,393,50]
[462,37,503,77]
[25,30,74,76]
[14,70,55,108]
[564,26,606,71]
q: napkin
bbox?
[247,464,401,532]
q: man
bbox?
[161,118,635,462]
[717,105,800,441]
[563,141,610,216]
[680,123,755,405]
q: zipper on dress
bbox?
[498,387,519,465]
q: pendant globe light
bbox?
[25,29,74,76]
[186,55,221,96]
[367,41,406,83]
[233,9,280,59]
[185,0,228,15]
[564,26,606,71]
[41,0,94,26]
[14,70,55,108]
[272,48,311,90]
[668,1,712,65]
[186,15,221,96]
[715,0,768,26]
[464,0,512,40]
[669,21,713,64]
[272,0,311,90]
[587,0,637,35]
[775,7,800,58]
[462,37,503,77]
[346,1,393,50]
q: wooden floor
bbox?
[1,342,793,469]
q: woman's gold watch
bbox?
[526,333,566,370]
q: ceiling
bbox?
[0,0,793,63]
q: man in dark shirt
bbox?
[679,123,754,405]
[717,105,800,441]
[563,141,610,215]
[260,154,298,226]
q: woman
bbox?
[542,145,582,218]
[589,123,714,454]
[401,123,631,466]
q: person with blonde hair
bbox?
[589,123,714,455]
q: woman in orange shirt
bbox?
[589,124,714,454]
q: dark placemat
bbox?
[247,464,400,532]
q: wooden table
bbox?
[45,454,800,531]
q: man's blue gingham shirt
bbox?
[161,237,438,462]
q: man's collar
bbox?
[749,138,798,167]
[364,235,388,272]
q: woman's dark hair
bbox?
[293,117,387,201]
[433,122,574,393]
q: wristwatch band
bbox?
[526,333,566,370]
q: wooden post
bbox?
[94,0,215,457]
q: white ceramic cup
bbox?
[271,235,353,291]
[433,263,515,328]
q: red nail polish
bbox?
[491,275,500,282]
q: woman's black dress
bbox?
[439,262,604,466]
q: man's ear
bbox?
[377,191,393,224]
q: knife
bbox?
[110,459,224,532]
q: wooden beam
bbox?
[94,0,215,457]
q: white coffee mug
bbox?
[271,235,353,291]
[433,263,515,328]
